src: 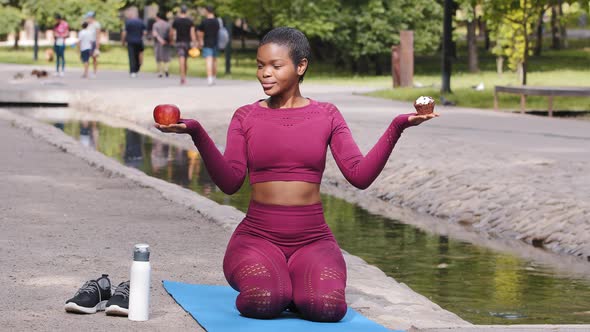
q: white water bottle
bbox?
[128,243,151,321]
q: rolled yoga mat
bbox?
[162,280,401,332]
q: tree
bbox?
[217,0,442,74]
[1,0,25,48]
[0,4,22,36]
[533,4,547,56]
[441,0,454,93]
[485,0,549,85]
[22,0,124,30]
[457,0,481,72]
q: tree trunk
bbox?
[441,0,453,93]
[558,0,567,48]
[477,16,484,37]
[13,28,19,49]
[240,18,246,49]
[374,55,383,76]
[517,62,524,86]
[551,5,560,50]
[522,0,529,86]
[467,19,479,72]
[534,8,545,56]
[483,22,490,50]
[496,56,503,75]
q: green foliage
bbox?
[4,0,444,70]
[206,0,443,67]
[402,0,444,54]
[22,0,125,30]
[484,0,547,80]
[0,5,22,35]
[456,0,479,22]
[274,0,341,39]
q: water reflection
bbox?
[54,120,590,324]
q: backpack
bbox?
[217,18,229,50]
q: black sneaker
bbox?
[65,274,112,314]
[105,280,130,316]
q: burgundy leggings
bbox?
[223,200,347,322]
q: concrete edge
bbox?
[0,108,470,330]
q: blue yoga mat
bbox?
[163,280,400,332]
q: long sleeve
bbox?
[181,113,247,195]
[329,107,414,189]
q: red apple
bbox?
[153,104,180,125]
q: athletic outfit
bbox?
[182,99,414,321]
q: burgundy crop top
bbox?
[181,99,414,194]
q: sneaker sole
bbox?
[105,305,129,316]
[64,300,108,314]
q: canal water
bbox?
[18,110,590,324]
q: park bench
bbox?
[494,85,590,117]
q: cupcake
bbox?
[414,96,435,115]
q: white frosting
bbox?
[415,96,434,105]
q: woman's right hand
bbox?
[154,122,188,134]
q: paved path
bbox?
[0,113,220,330]
[2,63,590,330]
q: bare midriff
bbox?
[251,181,321,206]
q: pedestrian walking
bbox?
[78,22,92,78]
[170,5,196,85]
[53,14,69,77]
[197,6,220,86]
[121,8,146,78]
[152,12,171,78]
[85,11,101,77]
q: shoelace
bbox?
[113,281,130,299]
[75,280,99,296]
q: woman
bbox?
[156,27,438,322]
[53,14,69,77]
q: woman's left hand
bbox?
[408,112,439,125]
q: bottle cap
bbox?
[133,243,150,261]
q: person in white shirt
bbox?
[85,11,101,77]
[78,22,93,78]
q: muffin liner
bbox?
[414,99,435,115]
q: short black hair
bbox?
[82,22,88,29]
[205,5,215,14]
[260,27,311,82]
[156,11,166,20]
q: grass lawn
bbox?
[0,44,392,87]
[0,44,255,81]
[367,44,590,117]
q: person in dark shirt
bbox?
[121,8,146,77]
[197,5,220,86]
[171,5,196,85]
